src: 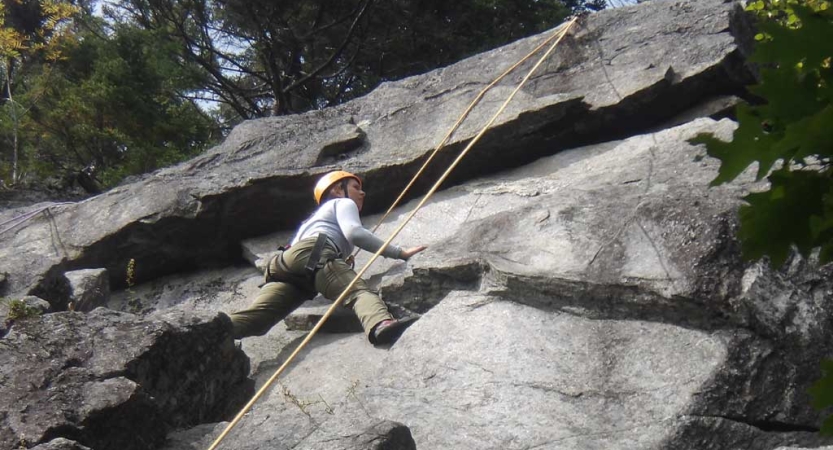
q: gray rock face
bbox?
[283,297,364,333]
[169,119,830,450]
[0,309,252,450]
[2,1,833,450]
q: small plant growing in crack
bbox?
[346,379,361,398]
[125,258,144,313]
[279,383,334,418]
[346,378,373,417]
[16,433,28,449]
[2,297,42,323]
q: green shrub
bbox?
[2,298,42,321]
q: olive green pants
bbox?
[229,236,392,340]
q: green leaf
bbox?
[738,169,829,265]
[812,184,833,263]
[810,360,833,408]
[820,240,833,263]
[752,5,833,70]
[747,0,766,11]
[689,104,781,185]
[810,359,833,435]
[774,104,833,160]
[751,66,826,125]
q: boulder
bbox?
[65,269,109,312]
[0,309,252,450]
[105,264,309,376]
[163,418,415,450]
[361,118,833,429]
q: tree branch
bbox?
[284,0,375,93]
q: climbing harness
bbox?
[263,250,308,289]
[263,233,332,290]
[207,16,578,450]
[303,233,329,276]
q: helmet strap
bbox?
[340,179,351,198]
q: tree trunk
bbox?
[4,60,20,185]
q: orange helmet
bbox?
[314,170,362,204]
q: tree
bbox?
[106,0,596,126]
[0,0,79,187]
[0,3,218,192]
[27,20,219,188]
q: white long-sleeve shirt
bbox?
[291,198,403,259]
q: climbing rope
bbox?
[365,19,575,236]
[207,16,577,450]
[0,202,76,237]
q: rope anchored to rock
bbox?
[207,16,578,450]
[0,202,76,237]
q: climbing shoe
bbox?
[372,316,418,346]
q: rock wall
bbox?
[0,0,751,304]
[3,0,833,449]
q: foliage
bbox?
[279,382,334,418]
[0,0,81,187]
[125,257,144,313]
[689,0,833,267]
[810,359,833,433]
[126,257,136,288]
[0,4,26,60]
[0,0,79,61]
[2,297,42,321]
[28,22,218,187]
[0,6,219,190]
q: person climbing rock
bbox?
[228,170,427,345]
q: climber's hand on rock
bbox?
[400,246,427,260]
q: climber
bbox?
[228,170,427,345]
